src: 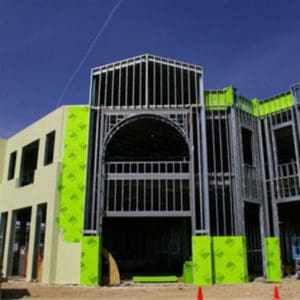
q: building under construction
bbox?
[0,54,299,285]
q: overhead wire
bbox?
[56,0,123,108]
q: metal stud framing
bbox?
[84,55,206,237]
[83,55,300,275]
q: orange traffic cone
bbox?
[274,286,280,300]
[197,286,203,300]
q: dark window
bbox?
[241,127,253,165]
[44,131,55,165]
[0,212,8,265]
[206,118,229,172]
[19,140,39,187]
[274,125,296,164]
[7,151,17,180]
[91,76,99,106]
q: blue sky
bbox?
[1,0,300,138]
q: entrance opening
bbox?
[32,204,47,281]
[244,202,263,277]
[102,217,191,280]
[0,212,8,267]
[278,201,300,275]
[101,116,192,280]
[10,207,31,276]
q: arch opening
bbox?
[105,117,190,162]
[103,116,191,214]
[101,116,193,279]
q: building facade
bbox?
[0,55,299,285]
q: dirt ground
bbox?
[1,277,300,300]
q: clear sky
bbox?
[1,0,300,138]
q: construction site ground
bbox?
[1,277,300,300]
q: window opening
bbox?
[7,151,17,180]
[274,125,296,164]
[19,140,39,187]
[44,131,55,166]
[241,127,253,165]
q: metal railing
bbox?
[276,162,300,198]
[106,161,189,174]
[104,161,191,216]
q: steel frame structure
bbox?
[83,54,300,274]
[84,55,208,238]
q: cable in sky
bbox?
[56,0,123,108]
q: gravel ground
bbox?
[1,277,300,299]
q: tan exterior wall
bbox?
[55,236,81,284]
[0,105,87,284]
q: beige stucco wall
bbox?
[0,105,87,284]
[55,236,81,284]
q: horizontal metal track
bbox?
[105,211,192,217]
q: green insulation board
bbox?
[205,87,294,117]
[257,92,293,117]
[204,86,234,109]
[81,236,102,285]
[265,237,281,282]
[133,276,177,283]
[213,236,248,284]
[58,106,89,242]
[183,261,193,284]
[192,236,213,286]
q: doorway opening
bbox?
[0,212,8,267]
[102,217,191,280]
[244,202,263,277]
[10,207,32,277]
[278,201,300,276]
[32,204,47,281]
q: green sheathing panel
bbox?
[81,236,101,285]
[183,261,193,284]
[192,236,213,286]
[213,236,248,284]
[252,98,260,116]
[265,237,281,282]
[58,106,101,286]
[257,92,293,116]
[204,86,234,109]
[204,87,295,117]
[132,276,177,283]
[58,106,89,242]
